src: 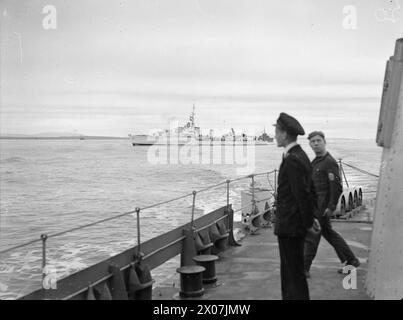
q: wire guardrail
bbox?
[0,170,277,256]
[341,161,379,178]
[1,157,382,299]
[0,160,378,257]
[138,192,194,211]
[0,158,380,293]
[233,203,256,214]
[338,160,379,189]
[196,181,228,194]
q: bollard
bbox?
[192,255,219,285]
[176,265,206,298]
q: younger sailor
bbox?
[304,131,360,278]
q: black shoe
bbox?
[348,258,361,268]
[337,259,360,274]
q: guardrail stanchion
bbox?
[41,233,48,300]
[226,179,241,247]
[339,159,349,188]
[181,191,198,267]
[135,207,142,259]
[251,174,257,232]
[251,174,255,212]
[191,191,197,228]
[226,179,230,211]
[225,179,231,232]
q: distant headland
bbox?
[0,132,127,140]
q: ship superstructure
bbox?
[129,105,273,146]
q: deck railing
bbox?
[1,170,278,299]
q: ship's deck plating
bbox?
[153,209,372,300]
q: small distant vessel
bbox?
[129,105,274,146]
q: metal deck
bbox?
[153,209,373,300]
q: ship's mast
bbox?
[190,103,195,128]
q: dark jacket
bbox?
[274,144,315,237]
[311,152,342,216]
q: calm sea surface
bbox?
[0,138,381,299]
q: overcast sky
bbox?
[1,0,402,138]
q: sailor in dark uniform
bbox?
[304,131,360,277]
[273,113,320,300]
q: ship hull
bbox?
[131,140,272,146]
[130,135,273,146]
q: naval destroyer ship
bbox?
[129,105,274,146]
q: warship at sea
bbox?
[129,105,274,146]
[1,38,402,301]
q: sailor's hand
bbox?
[308,218,321,235]
[313,218,321,232]
[323,208,334,218]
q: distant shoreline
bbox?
[0,136,128,140]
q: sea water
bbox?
[0,138,381,299]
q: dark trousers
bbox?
[304,216,357,271]
[278,236,309,300]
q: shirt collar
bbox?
[314,151,329,161]
[283,142,298,158]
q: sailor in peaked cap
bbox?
[274,112,305,137]
[272,112,319,300]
